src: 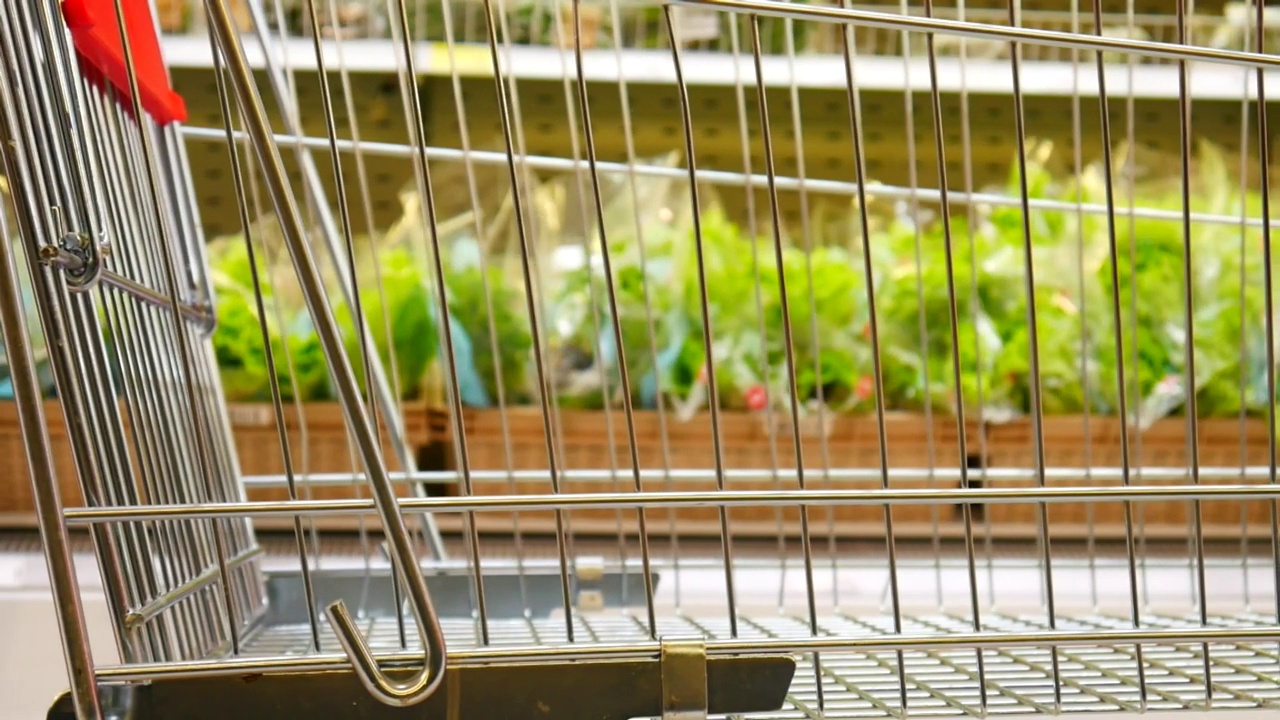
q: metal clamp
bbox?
[40,207,108,291]
[661,637,709,720]
[39,207,217,336]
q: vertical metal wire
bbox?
[105,91,218,654]
[110,0,242,655]
[905,0,944,606]
[665,5,739,637]
[837,1,906,708]
[129,63,227,660]
[207,27,320,651]
[1091,0,1147,706]
[478,0,577,639]
[920,0,987,708]
[384,0,492,645]
[319,0,387,601]
[82,83,190,660]
[302,0,385,487]
[493,0,583,571]
[316,0,417,620]
[724,14,785,611]
[906,0,947,609]
[254,0,328,573]
[1004,0,1061,707]
[748,14,823,711]
[66,4,173,652]
[432,0,533,613]
[778,1,837,603]
[603,0,679,615]
[0,31,102,720]
[241,0,448,564]
[16,0,155,663]
[205,0,449,703]
[952,0,998,609]
[1173,0,1213,700]
[570,0,658,636]
[1066,0,1100,608]
[545,0,628,574]
[1253,0,1280,669]
[1236,15,1254,608]
[1122,0,1151,608]
[102,0,198,661]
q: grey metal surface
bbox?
[193,610,1280,717]
[262,565,660,621]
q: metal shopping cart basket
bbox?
[7,0,1280,717]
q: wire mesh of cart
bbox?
[7,0,1280,718]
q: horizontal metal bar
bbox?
[123,545,264,631]
[101,269,215,335]
[675,0,1280,69]
[89,623,1280,684]
[61,483,1280,524]
[181,126,1280,232]
[236,465,1280,488]
[883,6,1215,27]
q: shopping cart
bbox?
[6,0,1280,717]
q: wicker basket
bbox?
[422,407,1279,540]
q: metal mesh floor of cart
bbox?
[244,610,1280,718]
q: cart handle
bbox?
[61,0,187,125]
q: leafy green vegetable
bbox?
[332,246,437,401]
[448,262,532,405]
[209,232,434,404]
[202,139,1280,427]
[208,238,332,403]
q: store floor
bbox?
[0,549,117,720]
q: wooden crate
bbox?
[422,407,1280,540]
[230,401,432,504]
[0,400,434,528]
[422,406,975,537]
[981,416,1277,536]
[0,401,83,526]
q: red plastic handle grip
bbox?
[61,0,187,125]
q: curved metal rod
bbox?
[202,0,446,707]
[325,591,446,706]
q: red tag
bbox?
[62,0,187,125]
[744,385,768,412]
[855,375,873,402]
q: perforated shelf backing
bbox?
[173,62,1280,242]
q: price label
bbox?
[427,42,492,78]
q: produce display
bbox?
[207,203,531,408]
[201,140,1280,431]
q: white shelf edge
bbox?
[160,35,1280,101]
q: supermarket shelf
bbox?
[161,35,1280,100]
